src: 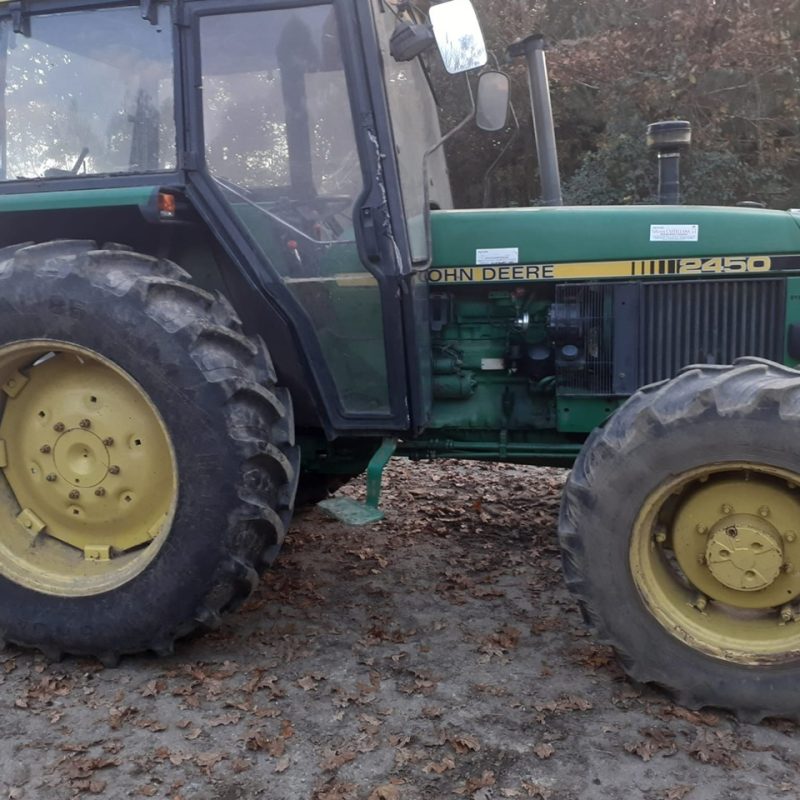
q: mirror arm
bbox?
[418,52,441,108]
[482,100,520,208]
[413,73,476,271]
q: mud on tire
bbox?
[0,240,299,662]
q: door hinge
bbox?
[140,0,158,25]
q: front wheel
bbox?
[559,359,800,720]
[0,241,299,661]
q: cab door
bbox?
[181,0,410,432]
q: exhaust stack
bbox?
[508,34,562,207]
[647,120,692,205]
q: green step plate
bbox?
[318,497,385,526]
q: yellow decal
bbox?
[427,256,774,284]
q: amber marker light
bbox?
[158,192,177,219]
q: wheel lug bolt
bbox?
[721,504,733,514]
[654,527,667,544]
[786,531,797,544]
[68,490,80,500]
[46,473,57,482]
[94,488,106,497]
[780,605,794,623]
[79,419,91,429]
[695,595,708,611]
[108,465,120,475]
[759,506,770,517]
[103,437,114,447]
[53,422,65,433]
[696,524,708,535]
[39,445,51,454]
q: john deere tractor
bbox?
[1,0,800,720]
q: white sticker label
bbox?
[650,224,699,242]
[476,247,519,265]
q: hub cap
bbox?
[704,515,783,592]
[631,464,800,664]
[0,341,178,596]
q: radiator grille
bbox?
[639,278,785,385]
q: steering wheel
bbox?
[44,147,90,178]
[299,195,353,217]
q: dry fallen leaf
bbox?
[195,751,225,776]
[533,743,555,760]
[663,786,693,800]
[368,785,400,800]
[687,730,740,768]
[423,756,456,774]
[450,734,481,753]
[520,783,553,800]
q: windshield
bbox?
[371,0,453,262]
[0,5,175,181]
[200,5,361,243]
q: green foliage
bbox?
[562,130,654,206]
[443,0,800,209]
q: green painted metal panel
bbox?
[0,186,158,214]
[557,397,622,433]
[431,207,800,267]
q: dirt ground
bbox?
[0,460,798,800]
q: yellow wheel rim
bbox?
[0,341,178,596]
[631,463,800,664]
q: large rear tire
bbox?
[0,241,299,661]
[559,358,800,721]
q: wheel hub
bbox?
[0,341,177,596]
[632,465,800,666]
[705,514,784,591]
[53,429,110,487]
[671,476,800,609]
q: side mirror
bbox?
[476,71,510,131]
[429,0,488,75]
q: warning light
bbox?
[158,193,176,219]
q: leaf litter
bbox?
[0,460,795,799]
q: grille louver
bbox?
[640,278,785,385]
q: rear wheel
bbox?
[559,359,800,720]
[0,240,299,661]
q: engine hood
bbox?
[430,205,800,268]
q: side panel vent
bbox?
[640,278,785,385]
[553,284,614,393]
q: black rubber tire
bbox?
[0,240,299,662]
[559,358,800,721]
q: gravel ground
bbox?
[0,459,798,800]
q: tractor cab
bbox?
[0,0,490,433]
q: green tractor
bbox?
[1,0,800,721]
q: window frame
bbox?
[181,0,417,432]
[0,0,183,195]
